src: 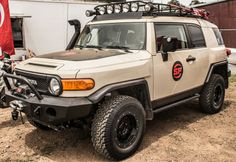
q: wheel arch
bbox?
[205,60,230,88]
[88,79,153,120]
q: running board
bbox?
[153,94,200,114]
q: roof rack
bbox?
[85,1,209,20]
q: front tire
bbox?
[200,74,225,114]
[91,95,146,160]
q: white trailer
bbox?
[9,0,100,58]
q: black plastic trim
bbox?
[205,60,228,83]
[89,79,151,104]
[152,86,202,109]
[15,69,63,96]
[153,94,200,114]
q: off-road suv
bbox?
[2,1,231,160]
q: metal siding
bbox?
[199,1,236,48]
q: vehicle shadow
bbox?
[24,99,232,161]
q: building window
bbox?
[11,18,24,48]
[155,24,188,52]
[187,25,206,48]
[213,28,224,46]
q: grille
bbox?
[15,70,49,94]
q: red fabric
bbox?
[0,0,15,58]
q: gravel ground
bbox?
[0,77,236,162]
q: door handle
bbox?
[186,55,196,62]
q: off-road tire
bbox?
[27,118,51,130]
[200,74,225,114]
[91,95,146,160]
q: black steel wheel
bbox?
[200,74,225,114]
[91,95,146,160]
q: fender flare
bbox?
[88,79,153,120]
[205,60,228,83]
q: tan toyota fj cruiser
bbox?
[2,1,231,160]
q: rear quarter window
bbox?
[187,25,206,48]
[213,28,224,46]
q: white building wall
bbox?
[9,0,98,55]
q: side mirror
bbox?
[161,37,178,62]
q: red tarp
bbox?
[0,0,15,59]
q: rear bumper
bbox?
[5,91,93,125]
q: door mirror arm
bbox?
[161,37,178,62]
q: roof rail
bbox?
[85,1,209,20]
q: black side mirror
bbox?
[66,19,81,50]
[161,37,178,62]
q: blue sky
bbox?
[153,0,219,6]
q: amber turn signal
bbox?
[62,79,95,91]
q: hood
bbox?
[38,49,126,61]
[15,49,150,78]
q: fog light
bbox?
[131,3,139,12]
[144,4,152,12]
[122,4,130,13]
[114,4,121,13]
[107,5,113,14]
[98,6,106,15]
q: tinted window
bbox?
[11,18,24,48]
[213,28,224,45]
[187,25,206,48]
[155,24,188,52]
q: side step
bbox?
[153,94,200,114]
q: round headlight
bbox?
[131,3,139,12]
[122,4,130,13]
[49,78,61,96]
[144,4,152,12]
[107,5,113,14]
[98,6,106,15]
[114,4,121,13]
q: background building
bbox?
[195,0,236,48]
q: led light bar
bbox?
[85,1,209,20]
[86,1,149,17]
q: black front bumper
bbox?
[3,73,93,125]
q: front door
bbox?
[153,23,209,107]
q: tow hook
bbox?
[9,100,26,124]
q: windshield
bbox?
[76,23,146,50]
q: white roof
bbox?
[191,0,228,8]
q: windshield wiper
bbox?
[106,46,132,53]
[86,45,103,50]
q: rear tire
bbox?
[200,74,225,114]
[91,95,146,160]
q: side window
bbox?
[187,25,206,48]
[213,28,224,45]
[155,24,188,52]
[11,18,24,48]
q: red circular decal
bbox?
[172,61,183,81]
